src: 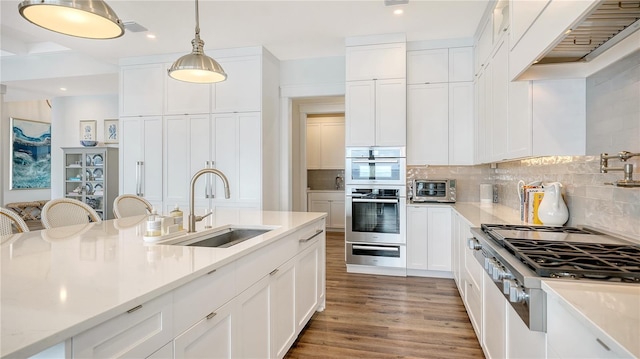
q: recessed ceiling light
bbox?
[394,9,404,15]
[60,87,67,91]
[146,33,156,39]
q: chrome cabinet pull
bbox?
[206,312,217,320]
[352,245,399,252]
[126,305,143,314]
[352,198,398,204]
[207,269,216,275]
[299,229,323,243]
[596,338,611,351]
[136,161,144,196]
[270,268,279,276]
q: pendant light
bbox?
[168,0,227,83]
[18,0,124,39]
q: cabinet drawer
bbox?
[296,220,325,253]
[465,276,483,340]
[173,263,236,335]
[72,292,173,359]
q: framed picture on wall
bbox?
[104,119,119,144]
[9,117,51,189]
[79,120,97,141]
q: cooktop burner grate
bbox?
[481,223,593,234]
[502,239,640,282]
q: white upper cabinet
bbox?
[407,49,448,84]
[120,64,164,116]
[408,47,473,84]
[475,18,494,76]
[212,55,262,113]
[164,63,211,115]
[407,83,449,165]
[448,47,474,82]
[306,117,345,170]
[375,78,407,146]
[448,82,474,165]
[346,42,406,81]
[345,79,406,147]
[345,36,407,147]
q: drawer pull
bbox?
[596,338,611,351]
[270,268,279,276]
[206,312,217,320]
[126,305,143,314]
[299,229,323,243]
[207,269,217,275]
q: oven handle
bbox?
[352,159,399,164]
[352,245,399,252]
[352,198,399,204]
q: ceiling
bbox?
[0,0,489,101]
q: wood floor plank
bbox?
[285,232,484,358]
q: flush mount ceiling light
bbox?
[168,0,227,84]
[18,0,124,39]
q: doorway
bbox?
[290,97,345,212]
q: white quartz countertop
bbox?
[449,202,640,357]
[0,209,325,358]
[542,280,640,357]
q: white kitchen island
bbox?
[1,209,326,359]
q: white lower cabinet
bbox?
[506,304,546,359]
[463,236,483,342]
[72,292,174,359]
[270,259,297,359]
[547,293,630,358]
[295,241,321,331]
[406,205,452,276]
[307,191,345,230]
[237,275,272,359]
[69,219,325,359]
[483,272,506,359]
[173,299,235,359]
[146,342,172,359]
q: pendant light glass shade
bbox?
[168,0,226,84]
[18,0,124,39]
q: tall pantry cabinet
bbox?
[345,35,407,147]
[119,47,280,214]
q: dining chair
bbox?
[41,198,102,229]
[112,194,153,219]
[0,207,30,235]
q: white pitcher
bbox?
[537,182,569,226]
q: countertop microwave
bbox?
[411,179,456,203]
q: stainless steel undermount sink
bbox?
[165,226,273,248]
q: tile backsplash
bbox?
[307,169,345,190]
[494,156,640,240]
[409,156,640,240]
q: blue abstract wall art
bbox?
[10,117,51,189]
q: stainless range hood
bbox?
[537,0,640,64]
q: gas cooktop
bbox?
[481,224,640,282]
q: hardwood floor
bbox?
[285,231,484,359]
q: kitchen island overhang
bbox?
[1,208,327,358]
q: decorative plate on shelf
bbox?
[93,168,103,179]
[86,155,92,166]
[92,154,103,166]
[93,183,103,195]
[85,170,92,181]
[85,183,93,195]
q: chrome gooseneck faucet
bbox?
[600,151,640,187]
[189,168,231,232]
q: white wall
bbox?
[50,95,118,198]
[1,99,52,205]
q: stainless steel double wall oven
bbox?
[345,147,407,269]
